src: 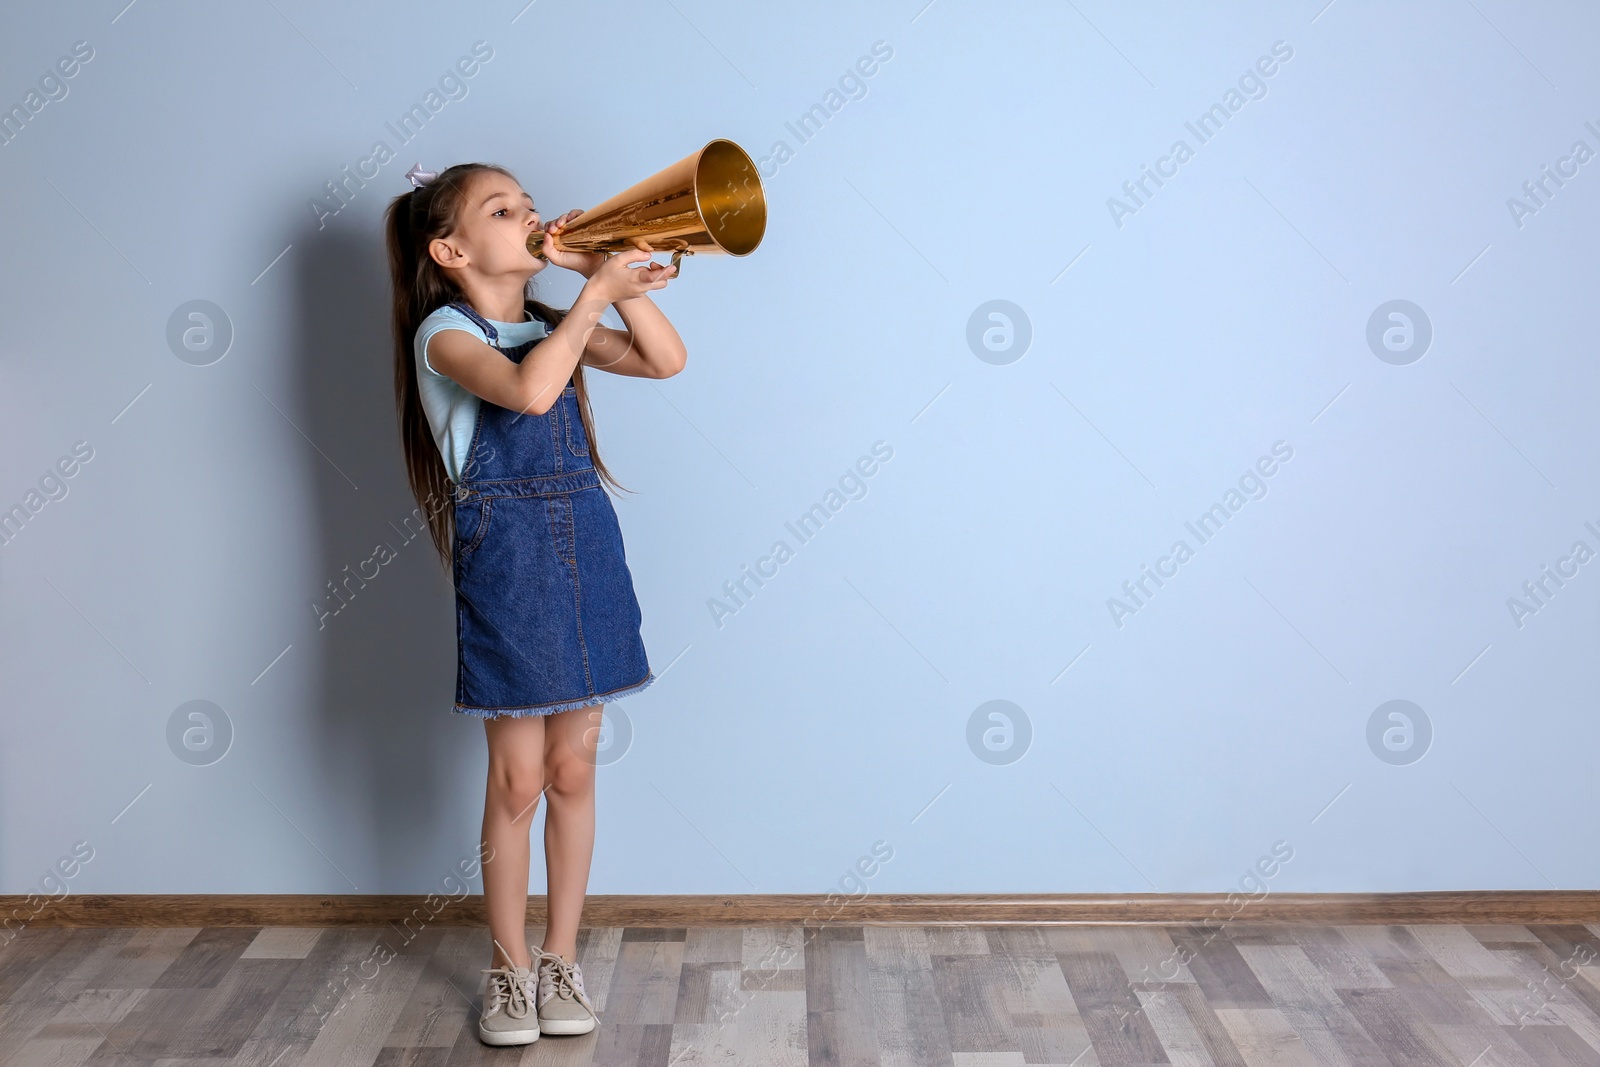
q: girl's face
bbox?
[430,169,547,280]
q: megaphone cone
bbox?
[528,138,766,274]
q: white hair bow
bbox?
[405,163,438,189]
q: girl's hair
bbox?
[384,162,628,571]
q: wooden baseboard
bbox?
[4,892,1597,929]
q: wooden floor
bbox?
[3,922,1599,1066]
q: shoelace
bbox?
[535,950,594,1012]
[480,963,534,1019]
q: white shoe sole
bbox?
[540,1016,598,1035]
[479,1021,541,1045]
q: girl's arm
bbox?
[542,211,687,380]
[427,249,671,417]
[578,292,688,379]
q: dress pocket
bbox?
[563,401,590,457]
[546,494,576,566]
[456,498,493,565]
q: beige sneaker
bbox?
[477,943,539,1046]
[533,947,598,1035]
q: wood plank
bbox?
[682,926,742,965]
[735,986,808,1067]
[1549,998,1600,1062]
[1334,988,1458,1067]
[922,928,990,956]
[1135,982,1218,1067]
[1280,928,1391,990]
[1464,980,1560,1027]
[668,956,806,1065]
[1582,965,1600,1018]
[1467,925,1541,945]
[10,985,149,1067]
[381,925,476,1050]
[604,938,684,1026]
[580,925,623,1015]
[1212,1007,1323,1067]
[1173,932,1273,1010]
[1223,925,1298,947]
[0,927,73,1000]
[1234,943,1388,1067]
[373,1049,452,1067]
[805,927,880,1067]
[743,967,807,993]
[984,926,1056,961]
[1428,1022,1543,1067]
[1169,982,1250,1067]
[990,947,1093,1065]
[1403,925,1514,980]
[666,960,745,1065]
[150,926,259,990]
[1051,925,1197,987]
[1331,926,1423,965]
[587,1020,674,1067]
[212,927,401,1066]
[1529,924,1600,1014]
[1504,1021,1600,1066]
[674,961,741,1025]
[92,955,304,1059]
[1372,957,1488,1026]
[23,928,140,1002]
[1496,940,1600,1032]
[1055,949,1165,1065]
[0,930,135,1052]
[296,950,427,1065]
[928,952,1015,1059]
[243,926,326,960]
[91,928,202,992]
[745,926,807,973]
[863,926,954,1067]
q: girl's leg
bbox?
[539,704,601,961]
[482,713,548,970]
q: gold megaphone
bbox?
[528,138,766,273]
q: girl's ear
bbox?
[427,235,467,271]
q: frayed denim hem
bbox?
[454,670,655,720]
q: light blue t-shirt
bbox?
[414,304,551,483]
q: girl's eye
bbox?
[492,209,507,217]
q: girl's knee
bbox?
[543,752,595,799]
[486,763,544,816]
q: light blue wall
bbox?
[3,1,1596,900]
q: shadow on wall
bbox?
[288,211,474,891]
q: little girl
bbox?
[383,161,682,1047]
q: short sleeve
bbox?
[415,307,488,378]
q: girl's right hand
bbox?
[587,248,677,305]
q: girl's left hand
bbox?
[540,210,606,277]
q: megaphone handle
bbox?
[671,249,687,272]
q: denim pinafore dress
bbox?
[447,301,654,718]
